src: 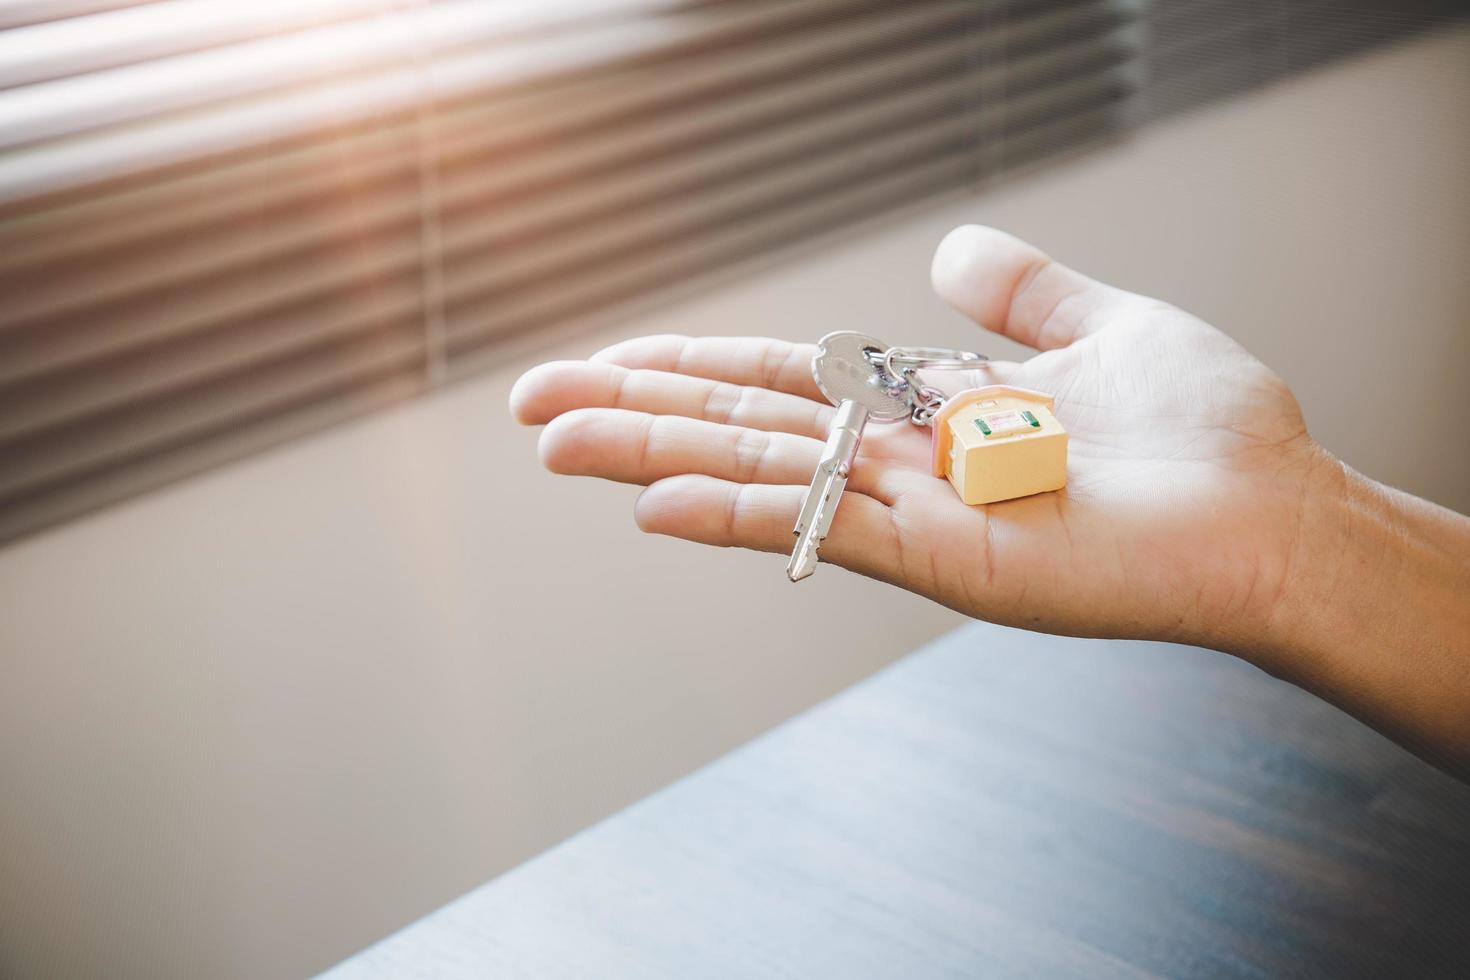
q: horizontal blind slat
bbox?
[0,0,157,31]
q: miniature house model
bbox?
[931,386,1068,505]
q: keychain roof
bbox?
[930,386,1058,477]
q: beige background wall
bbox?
[1,27,1466,980]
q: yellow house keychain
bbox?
[929,386,1068,505]
[789,333,1068,580]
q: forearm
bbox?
[1256,454,1470,779]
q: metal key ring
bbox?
[883,346,988,376]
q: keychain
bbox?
[789,332,1067,580]
[881,344,1067,507]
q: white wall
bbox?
[1,27,1466,980]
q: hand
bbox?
[510,225,1332,656]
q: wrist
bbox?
[1252,446,1364,675]
[1240,447,1470,777]
[1224,443,1374,680]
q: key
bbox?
[787,332,911,582]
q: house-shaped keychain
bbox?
[930,386,1068,505]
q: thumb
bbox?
[931,225,1127,352]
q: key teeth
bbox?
[786,527,820,581]
[786,554,816,582]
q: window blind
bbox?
[1141,0,1464,119]
[0,0,1459,544]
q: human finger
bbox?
[510,360,830,439]
[590,335,825,401]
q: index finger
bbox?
[590,335,824,402]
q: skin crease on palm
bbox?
[511,225,1470,777]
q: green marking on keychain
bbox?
[1022,410,1040,428]
[974,418,992,436]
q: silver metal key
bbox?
[787,332,911,582]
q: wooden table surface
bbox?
[322,623,1470,979]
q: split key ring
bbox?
[882,346,988,378]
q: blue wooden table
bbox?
[323,623,1470,978]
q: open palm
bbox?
[511,226,1327,652]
